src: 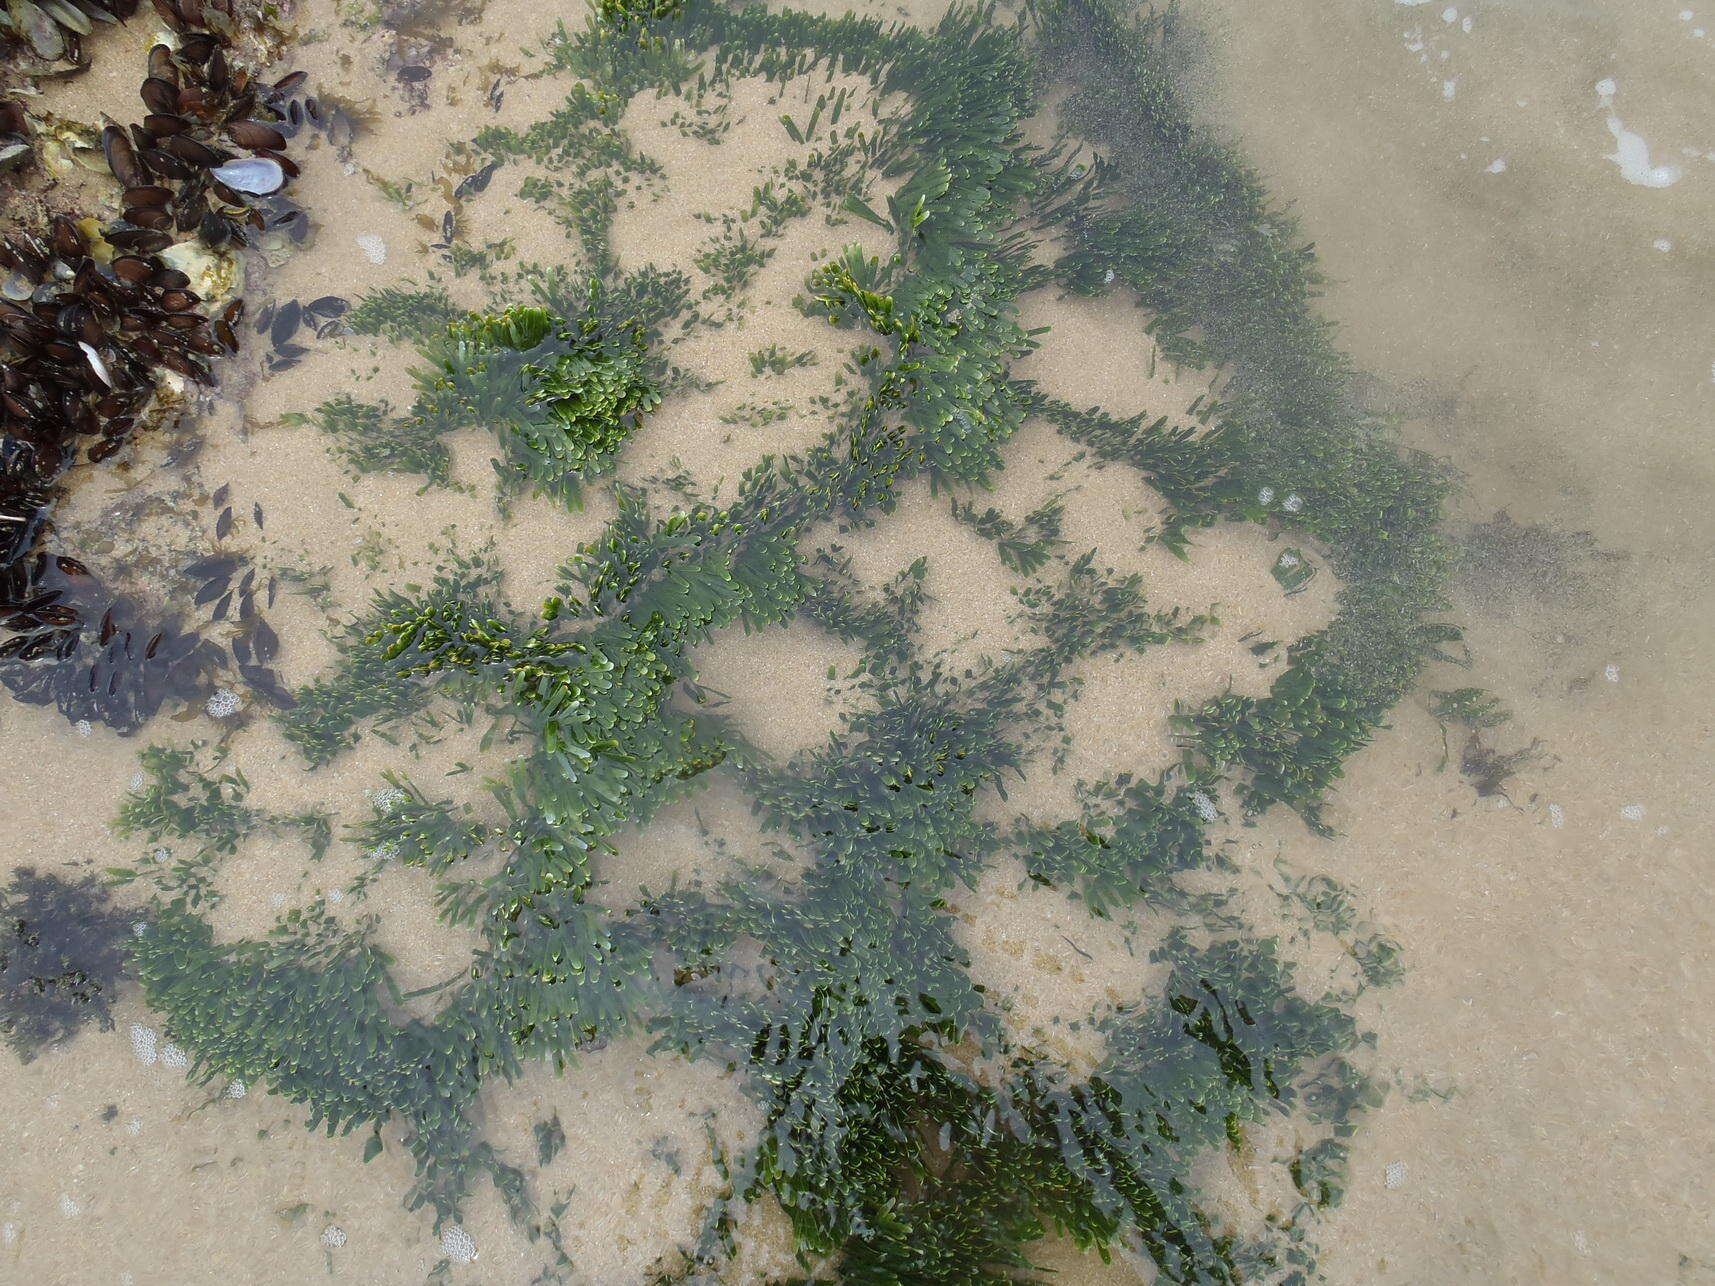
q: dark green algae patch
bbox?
[93,0,1457,1281]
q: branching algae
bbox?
[104,0,1459,1281]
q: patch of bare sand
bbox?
[685,617,866,761]
[814,478,1041,672]
[0,998,446,1286]
[592,766,806,909]
[477,1037,763,1284]
[1015,286,1222,419]
[947,855,1168,1075]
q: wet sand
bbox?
[1181,2,1715,1281]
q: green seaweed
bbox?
[415,280,663,504]
[343,285,460,343]
[107,1,1453,1277]
[950,494,1065,575]
[294,395,454,483]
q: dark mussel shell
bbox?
[109,255,154,284]
[142,112,188,137]
[102,225,173,253]
[48,214,85,257]
[161,132,222,168]
[146,43,178,85]
[140,76,180,114]
[224,119,284,150]
[123,184,175,209]
[138,147,194,180]
[124,207,175,231]
[100,125,148,189]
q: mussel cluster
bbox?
[102,25,313,251]
[1,4,306,732]
[0,0,140,72]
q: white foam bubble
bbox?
[128,1024,158,1066]
[1620,803,1645,821]
[320,1225,347,1249]
[1595,83,1682,187]
[370,785,408,814]
[355,233,388,265]
[204,688,243,719]
[1606,117,1682,187]
[1485,157,1508,173]
[1385,1160,1409,1188]
[1547,803,1565,829]
[440,1225,478,1263]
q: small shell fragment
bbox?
[78,340,115,387]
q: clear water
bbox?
[1,1,1710,1283]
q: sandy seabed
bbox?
[2,0,1713,1283]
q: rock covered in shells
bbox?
[0,4,309,734]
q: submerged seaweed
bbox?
[97,0,1460,1280]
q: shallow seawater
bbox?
[0,0,1711,1282]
